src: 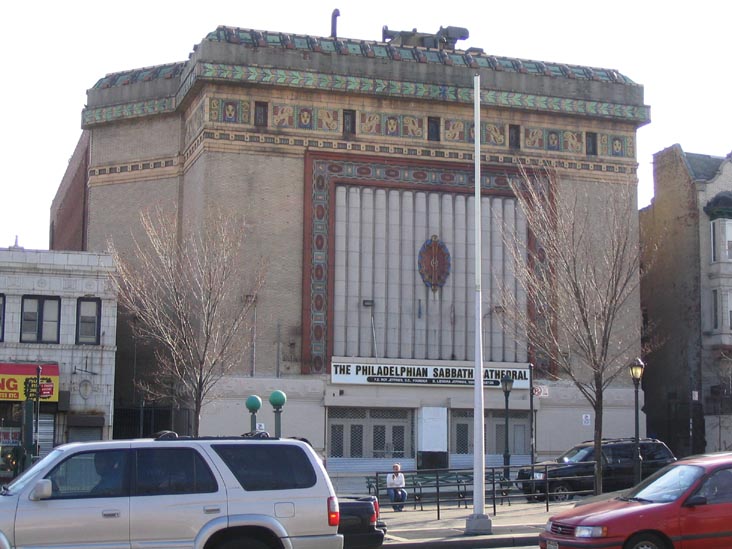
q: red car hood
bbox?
[550,497,669,525]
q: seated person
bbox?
[90,451,125,496]
[702,469,732,504]
[386,463,407,511]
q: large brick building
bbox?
[52,24,649,474]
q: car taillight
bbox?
[373,498,380,521]
[327,496,340,527]
[368,502,378,525]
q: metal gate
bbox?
[37,414,55,457]
[67,427,103,443]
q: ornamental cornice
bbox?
[81,62,651,128]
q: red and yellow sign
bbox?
[0,363,59,402]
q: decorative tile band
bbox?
[85,131,635,179]
[195,63,650,123]
[88,158,176,178]
[272,104,340,132]
[176,130,633,174]
[82,97,176,126]
[82,63,650,127]
[209,98,251,124]
[181,95,636,158]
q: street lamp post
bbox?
[501,375,514,481]
[629,358,645,485]
[269,390,287,438]
[245,395,262,432]
[34,366,42,459]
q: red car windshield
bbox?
[622,464,704,503]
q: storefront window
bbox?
[0,402,23,480]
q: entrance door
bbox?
[373,424,407,459]
[328,407,413,459]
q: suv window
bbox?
[642,442,674,461]
[213,444,316,491]
[47,449,129,499]
[134,448,218,496]
[606,444,635,464]
[557,445,594,463]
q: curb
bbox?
[385,533,539,548]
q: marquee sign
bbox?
[331,361,529,389]
[0,363,59,402]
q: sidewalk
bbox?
[379,499,574,548]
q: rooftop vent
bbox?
[382,25,469,50]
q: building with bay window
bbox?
[51,23,648,476]
[641,144,732,457]
[0,246,117,471]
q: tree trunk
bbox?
[594,376,604,495]
[193,398,202,437]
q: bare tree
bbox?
[109,208,266,436]
[500,166,645,494]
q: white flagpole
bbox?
[465,73,492,534]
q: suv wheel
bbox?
[550,482,573,502]
[218,538,270,549]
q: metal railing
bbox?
[356,462,599,518]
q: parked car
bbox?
[1,432,342,549]
[339,495,386,549]
[518,438,676,501]
[539,451,732,549]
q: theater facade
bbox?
[51,24,649,473]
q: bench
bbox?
[366,468,512,511]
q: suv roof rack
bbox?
[241,431,272,439]
[152,430,276,441]
[580,437,662,444]
[154,430,180,440]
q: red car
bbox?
[539,452,732,549]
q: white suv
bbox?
[1,433,342,549]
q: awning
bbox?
[0,363,59,402]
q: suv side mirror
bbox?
[29,479,52,501]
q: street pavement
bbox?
[379,498,575,548]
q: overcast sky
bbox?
[2,0,730,250]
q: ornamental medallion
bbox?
[418,235,451,293]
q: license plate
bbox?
[547,541,559,549]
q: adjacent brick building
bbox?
[641,145,732,457]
